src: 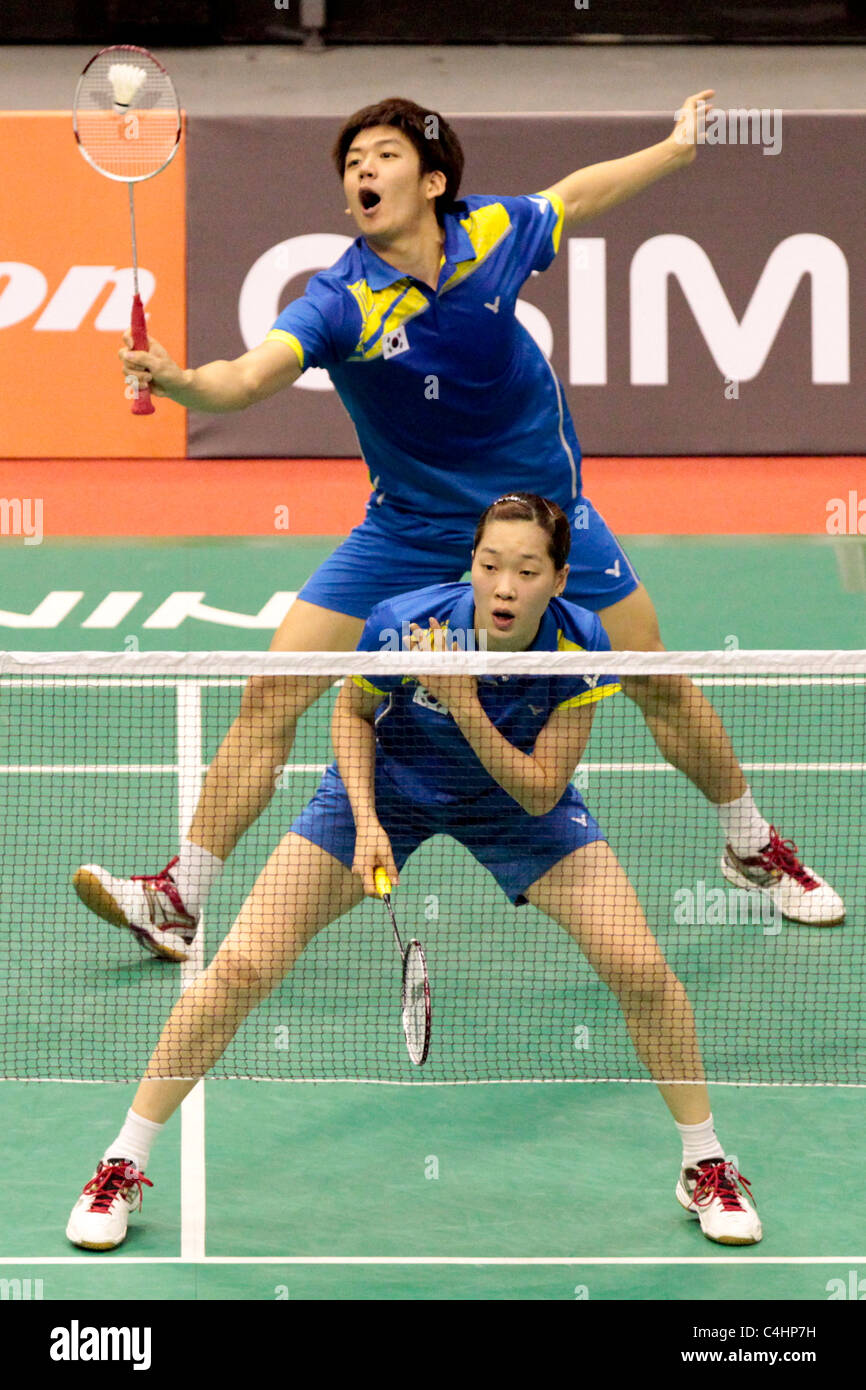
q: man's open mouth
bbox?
[359,187,381,211]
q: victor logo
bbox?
[49,1321,152,1371]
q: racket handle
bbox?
[129,294,155,416]
[374,867,392,899]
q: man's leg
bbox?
[596,583,746,806]
[72,599,365,951]
[187,599,365,862]
[596,582,844,926]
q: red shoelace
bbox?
[82,1161,153,1214]
[757,827,819,890]
[131,856,194,921]
[693,1159,754,1213]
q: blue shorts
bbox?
[297,495,639,619]
[289,763,605,906]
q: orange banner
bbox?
[0,456,860,536]
[0,112,186,458]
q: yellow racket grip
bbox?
[374,867,392,898]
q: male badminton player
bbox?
[74,93,843,958]
[66,494,762,1250]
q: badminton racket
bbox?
[73,45,181,416]
[374,868,431,1066]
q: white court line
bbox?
[580,762,866,773]
[1,1255,864,1266]
[176,682,206,1262]
[695,677,866,686]
[1,763,864,774]
[6,1076,863,1087]
[2,676,865,687]
[0,678,252,688]
[0,765,178,774]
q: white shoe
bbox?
[722,826,845,927]
[72,855,198,962]
[676,1157,762,1245]
[66,1158,152,1251]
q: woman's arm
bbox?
[332,679,400,893]
[435,682,600,816]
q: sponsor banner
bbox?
[187,114,864,459]
[0,113,186,458]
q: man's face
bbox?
[342,125,444,241]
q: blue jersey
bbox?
[353,582,620,805]
[267,192,582,528]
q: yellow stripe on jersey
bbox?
[556,682,622,712]
[536,189,565,256]
[552,628,619,707]
[352,675,387,696]
[439,202,514,295]
[265,329,305,369]
[345,278,431,360]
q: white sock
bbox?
[716,788,771,858]
[174,839,223,916]
[676,1114,725,1169]
[103,1108,164,1172]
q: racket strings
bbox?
[74,51,180,182]
[402,944,431,1063]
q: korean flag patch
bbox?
[382,325,410,359]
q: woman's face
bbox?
[471,518,568,650]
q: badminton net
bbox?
[0,648,863,1086]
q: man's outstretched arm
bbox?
[544,88,714,231]
[119,335,303,413]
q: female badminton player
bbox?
[66,495,762,1251]
[74,93,842,950]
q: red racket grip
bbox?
[129,294,155,416]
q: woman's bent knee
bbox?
[608,962,680,1007]
[211,944,278,1002]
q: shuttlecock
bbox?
[108,63,148,114]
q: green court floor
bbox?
[1,535,864,1301]
[0,533,864,651]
